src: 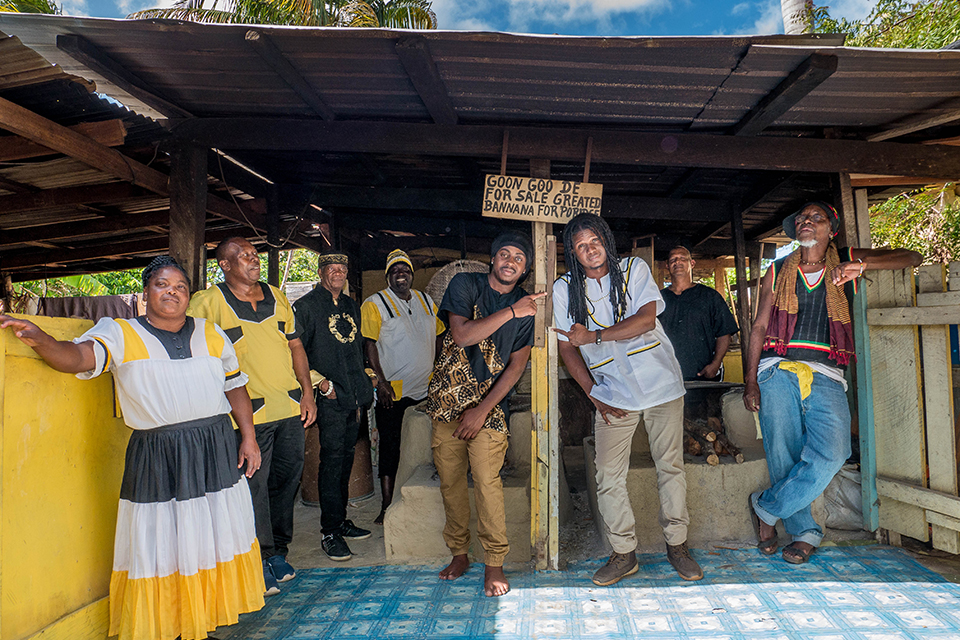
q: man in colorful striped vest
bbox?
[744,202,921,564]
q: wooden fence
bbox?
[865,263,960,552]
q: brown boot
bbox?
[666,542,703,581]
[592,550,639,586]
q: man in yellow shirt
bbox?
[188,238,316,596]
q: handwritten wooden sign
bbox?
[481,174,602,223]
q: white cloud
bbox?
[825,0,874,22]
[730,2,749,15]
[60,0,89,16]
[115,0,176,16]
[432,0,671,33]
[724,0,782,35]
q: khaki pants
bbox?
[594,396,688,553]
[431,418,509,567]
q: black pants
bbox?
[318,400,361,535]
[375,396,418,478]
[236,415,305,559]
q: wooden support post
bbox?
[851,187,879,532]
[267,186,281,288]
[731,204,751,376]
[169,142,208,292]
[529,159,557,570]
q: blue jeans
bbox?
[753,364,851,547]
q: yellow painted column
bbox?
[1,315,129,640]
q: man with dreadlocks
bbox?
[553,213,701,586]
[745,202,921,564]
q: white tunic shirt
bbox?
[74,316,248,430]
[360,288,444,401]
[553,257,685,412]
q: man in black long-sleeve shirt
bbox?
[293,251,375,562]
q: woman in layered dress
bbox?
[1,256,265,640]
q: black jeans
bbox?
[375,396,418,478]
[236,415,305,559]
[318,400,361,535]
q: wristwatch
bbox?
[595,329,602,345]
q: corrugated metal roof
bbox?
[0,15,959,276]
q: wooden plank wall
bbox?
[917,264,959,552]
[867,268,929,541]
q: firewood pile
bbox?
[683,417,743,465]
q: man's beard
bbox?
[798,238,819,248]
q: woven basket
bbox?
[424,259,489,303]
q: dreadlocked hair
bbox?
[562,214,629,326]
[142,255,190,290]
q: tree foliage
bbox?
[810,0,960,49]
[0,0,60,13]
[869,184,960,263]
[127,0,437,28]
[809,1,960,264]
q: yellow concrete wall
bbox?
[1,315,128,640]
[723,349,744,383]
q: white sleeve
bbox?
[72,317,120,379]
[625,258,665,315]
[552,276,572,340]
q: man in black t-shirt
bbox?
[425,231,544,598]
[659,246,739,382]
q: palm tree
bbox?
[0,0,60,13]
[128,0,437,28]
[781,0,812,34]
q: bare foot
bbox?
[439,554,469,580]
[484,565,509,597]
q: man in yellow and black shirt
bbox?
[188,237,316,597]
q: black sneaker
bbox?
[322,533,353,561]
[340,519,371,540]
[262,559,281,596]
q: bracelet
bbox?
[509,305,516,319]
[857,258,865,277]
[319,381,334,397]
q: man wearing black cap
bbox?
[293,251,375,562]
[425,230,545,597]
[744,202,921,565]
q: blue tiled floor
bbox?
[220,547,960,639]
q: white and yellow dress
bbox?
[74,315,265,640]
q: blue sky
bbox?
[66,0,875,36]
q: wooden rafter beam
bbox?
[395,36,458,125]
[0,119,127,162]
[57,35,192,119]
[310,186,730,221]
[0,175,38,193]
[867,98,960,142]
[173,119,960,178]
[0,211,169,248]
[2,227,245,270]
[0,182,146,215]
[730,53,838,137]
[0,95,321,253]
[245,30,335,121]
[670,54,836,197]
